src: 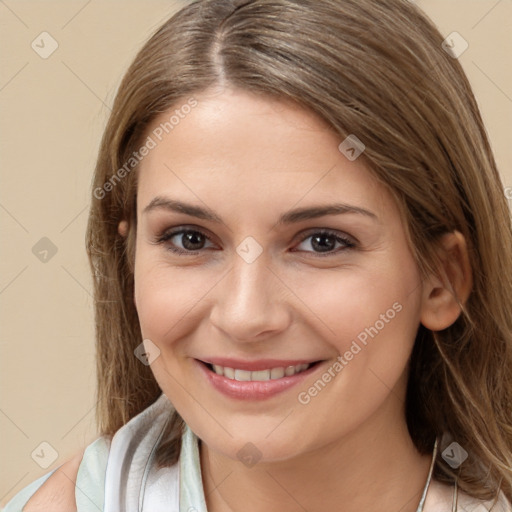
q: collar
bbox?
[179,423,208,512]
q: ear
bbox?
[118,220,129,237]
[420,230,473,331]
[117,219,138,307]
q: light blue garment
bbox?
[3,392,510,511]
[1,393,206,512]
[1,436,109,512]
[1,470,57,512]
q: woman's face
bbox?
[132,87,425,462]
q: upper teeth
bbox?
[211,363,311,381]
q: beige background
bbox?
[0,0,511,505]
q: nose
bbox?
[209,252,292,343]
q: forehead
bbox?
[136,88,392,219]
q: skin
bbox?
[125,86,471,512]
[22,449,84,511]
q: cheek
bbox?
[133,252,214,345]
[289,264,421,440]
[282,259,422,355]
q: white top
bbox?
[2,392,510,511]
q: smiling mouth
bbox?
[201,361,323,382]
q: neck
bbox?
[199,394,433,512]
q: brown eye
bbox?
[178,231,208,251]
[294,230,355,256]
[156,228,216,255]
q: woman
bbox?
[4,0,512,510]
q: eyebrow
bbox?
[142,197,378,225]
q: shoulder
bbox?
[424,478,512,512]
[1,436,111,512]
[457,489,512,512]
[22,449,84,512]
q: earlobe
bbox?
[118,220,129,237]
[420,230,473,331]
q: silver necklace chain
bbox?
[416,439,437,512]
[415,439,459,512]
[206,436,459,512]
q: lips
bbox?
[195,358,325,400]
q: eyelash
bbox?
[154,226,357,257]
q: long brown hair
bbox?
[86,0,512,501]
